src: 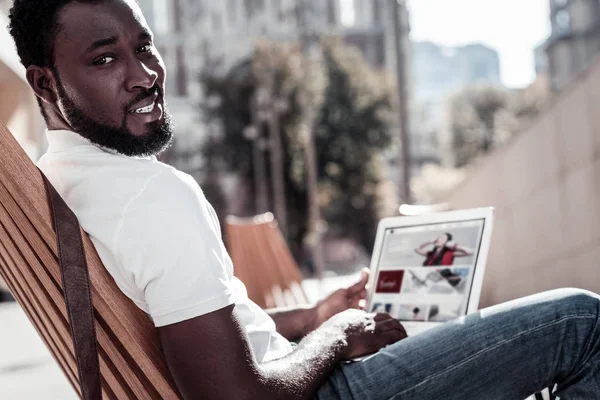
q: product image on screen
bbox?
[370,219,485,322]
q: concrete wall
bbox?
[0,11,46,161]
[0,79,45,160]
[443,56,600,308]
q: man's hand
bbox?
[322,309,408,360]
[313,268,370,330]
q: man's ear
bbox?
[26,65,58,105]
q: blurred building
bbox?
[137,0,205,172]
[545,0,600,92]
[0,0,46,161]
[341,0,410,76]
[184,0,338,72]
[411,41,502,168]
[184,0,410,77]
[535,41,549,76]
[413,42,501,102]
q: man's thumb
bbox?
[348,268,370,294]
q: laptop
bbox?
[365,207,495,337]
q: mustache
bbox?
[123,85,162,112]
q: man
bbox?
[8,1,600,398]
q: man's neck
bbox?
[43,106,73,132]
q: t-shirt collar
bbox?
[45,129,156,160]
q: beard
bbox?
[54,71,174,157]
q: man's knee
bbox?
[553,288,600,315]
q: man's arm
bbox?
[267,270,370,341]
[268,305,318,341]
[159,305,406,400]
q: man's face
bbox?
[51,0,173,156]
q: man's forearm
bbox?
[268,304,318,341]
[257,322,347,400]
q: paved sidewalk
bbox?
[0,303,76,400]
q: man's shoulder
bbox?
[130,165,203,206]
[38,147,203,222]
[38,146,191,192]
[119,164,210,231]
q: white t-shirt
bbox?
[37,129,293,362]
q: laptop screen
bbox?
[370,218,485,322]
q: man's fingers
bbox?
[347,288,368,310]
[382,328,408,344]
[373,313,394,322]
[375,318,407,335]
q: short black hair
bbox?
[8,0,138,121]
[8,0,102,69]
[445,233,453,242]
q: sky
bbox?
[406,0,551,88]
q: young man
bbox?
[8,1,600,398]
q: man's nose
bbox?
[125,58,158,91]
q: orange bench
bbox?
[225,213,308,309]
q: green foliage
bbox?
[200,39,395,259]
[313,40,393,249]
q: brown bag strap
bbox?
[42,174,102,400]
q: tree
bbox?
[312,39,394,251]
[200,39,396,265]
[448,84,548,167]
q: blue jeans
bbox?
[316,289,600,399]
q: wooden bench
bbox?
[0,121,181,399]
[225,213,308,309]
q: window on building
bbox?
[372,0,382,25]
[201,40,211,59]
[555,9,571,33]
[153,0,171,35]
[340,0,356,27]
[173,0,183,33]
[157,46,167,59]
[244,0,265,20]
[212,12,223,33]
[272,0,285,21]
[554,0,568,8]
[228,0,237,23]
[176,46,188,97]
[327,0,337,26]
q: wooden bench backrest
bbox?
[225,214,308,309]
[0,122,180,399]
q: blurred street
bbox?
[0,303,77,399]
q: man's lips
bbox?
[127,98,163,125]
[128,93,159,114]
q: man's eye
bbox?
[137,44,153,53]
[93,56,115,66]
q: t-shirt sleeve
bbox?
[115,169,235,327]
